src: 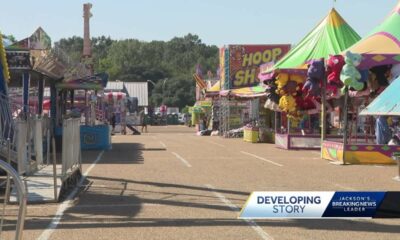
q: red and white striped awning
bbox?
[103,92,126,102]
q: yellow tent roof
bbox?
[207,80,220,92]
[0,33,10,82]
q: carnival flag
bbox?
[195,64,203,78]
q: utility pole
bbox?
[83,3,93,74]
[83,3,93,125]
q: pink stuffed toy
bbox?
[326,55,345,95]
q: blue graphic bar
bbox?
[240,192,400,219]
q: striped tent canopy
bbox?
[262,8,360,75]
[193,73,207,89]
[103,91,127,102]
[349,1,400,68]
[220,86,266,98]
[360,76,400,116]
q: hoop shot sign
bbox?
[226,44,290,89]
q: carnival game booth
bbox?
[259,8,361,150]
[193,71,224,133]
[54,74,111,151]
[1,28,92,202]
[190,100,212,133]
[216,44,290,140]
[322,2,400,165]
[2,28,57,176]
[205,80,221,130]
[218,86,276,143]
[221,86,274,143]
[204,80,221,131]
[358,77,400,169]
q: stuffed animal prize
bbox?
[326,55,345,94]
[340,51,363,91]
[302,60,325,97]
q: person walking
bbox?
[139,109,148,133]
[110,112,116,135]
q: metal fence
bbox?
[0,159,27,240]
[0,93,16,153]
[15,120,28,174]
[0,92,43,173]
[15,117,49,175]
[61,118,81,178]
[32,118,44,166]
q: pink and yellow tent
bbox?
[349,1,400,68]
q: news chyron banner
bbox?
[240,192,400,218]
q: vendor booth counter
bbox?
[80,124,112,150]
[275,134,342,150]
[322,140,397,165]
[55,124,111,151]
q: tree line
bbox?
[55,34,219,109]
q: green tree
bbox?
[55,34,218,109]
[55,36,114,69]
[2,34,16,43]
[54,36,83,63]
[150,75,196,109]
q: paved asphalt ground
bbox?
[2,125,400,239]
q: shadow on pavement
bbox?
[82,143,145,165]
[88,175,250,196]
[64,192,142,218]
[8,216,400,234]
[8,136,400,236]
[4,176,400,234]
[139,148,166,151]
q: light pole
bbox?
[162,78,168,92]
[147,79,167,90]
[162,78,169,101]
[147,79,156,87]
[147,80,156,114]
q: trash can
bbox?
[258,128,274,143]
[167,114,173,125]
[172,114,179,125]
[243,126,259,143]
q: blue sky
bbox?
[0,0,398,46]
